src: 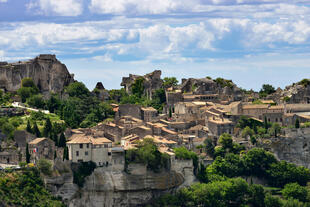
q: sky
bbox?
[1,0,310,91]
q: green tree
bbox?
[219,133,233,150]
[47,94,61,113]
[295,119,300,129]
[26,120,32,133]
[282,183,308,202]
[259,84,276,97]
[204,138,215,158]
[163,77,178,88]
[269,123,281,137]
[27,94,45,109]
[242,126,255,139]
[264,193,283,207]
[58,133,66,148]
[169,106,172,118]
[131,77,145,98]
[249,184,265,207]
[63,147,69,161]
[267,161,310,187]
[32,122,41,137]
[66,81,90,98]
[243,148,277,177]
[43,117,52,137]
[26,143,30,163]
[37,159,52,176]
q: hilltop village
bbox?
[2,55,310,206]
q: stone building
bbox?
[28,138,55,162]
[67,134,112,166]
[0,151,19,164]
[141,107,158,122]
[206,116,234,137]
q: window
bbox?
[86,144,89,148]
[85,151,88,156]
[108,152,111,156]
[79,144,83,149]
[104,144,108,148]
[76,151,79,156]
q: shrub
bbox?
[37,159,52,176]
[281,183,308,202]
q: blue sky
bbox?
[1,0,310,91]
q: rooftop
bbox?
[67,134,112,144]
[28,138,47,145]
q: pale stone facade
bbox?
[67,134,112,166]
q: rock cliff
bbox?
[47,160,195,207]
[121,70,163,99]
[269,128,310,168]
[180,78,243,101]
[0,54,74,94]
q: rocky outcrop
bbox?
[121,70,163,99]
[0,54,74,94]
[271,82,310,104]
[93,82,110,101]
[269,128,310,168]
[44,159,79,203]
[48,159,195,207]
[69,168,184,207]
[180,78,243,101]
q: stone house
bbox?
[206,116,234,137]
[141,107,158,122]
[0,151,19,164]
[28,138,55,162]
[67,134,112,166]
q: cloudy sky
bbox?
[1,0,310,90]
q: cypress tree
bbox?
[50,133,58,146]
[295,119,300,129]
[264,117,268,129]
[43,118,52,137]
[58,133,66,148]
[63,147,69,161]
[26,143,30,163]
[32,122,41,137]
[26,120,32,133]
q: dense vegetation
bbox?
[72,161,97,187]
[125,138,170,172]
[0,168,65,207]
[153,133,310,207]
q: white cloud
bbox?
[0,50,4,58]
[27,0,83,16]
[0,0,8,3]
[89,0,199,15]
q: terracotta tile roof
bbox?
[243,104,269,109]
[28,138,47,145]
[67,134,112,144]
[141,107,157,111]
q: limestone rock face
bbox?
[69,168,185,207]
[44,159,79,203]
[121,70,163,99]
[271,82,310,104]
[180,78,243,101]
[0,54,74,94]
[270,128,310,168]
[93,82,110,101]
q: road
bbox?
[12,102,50,114]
